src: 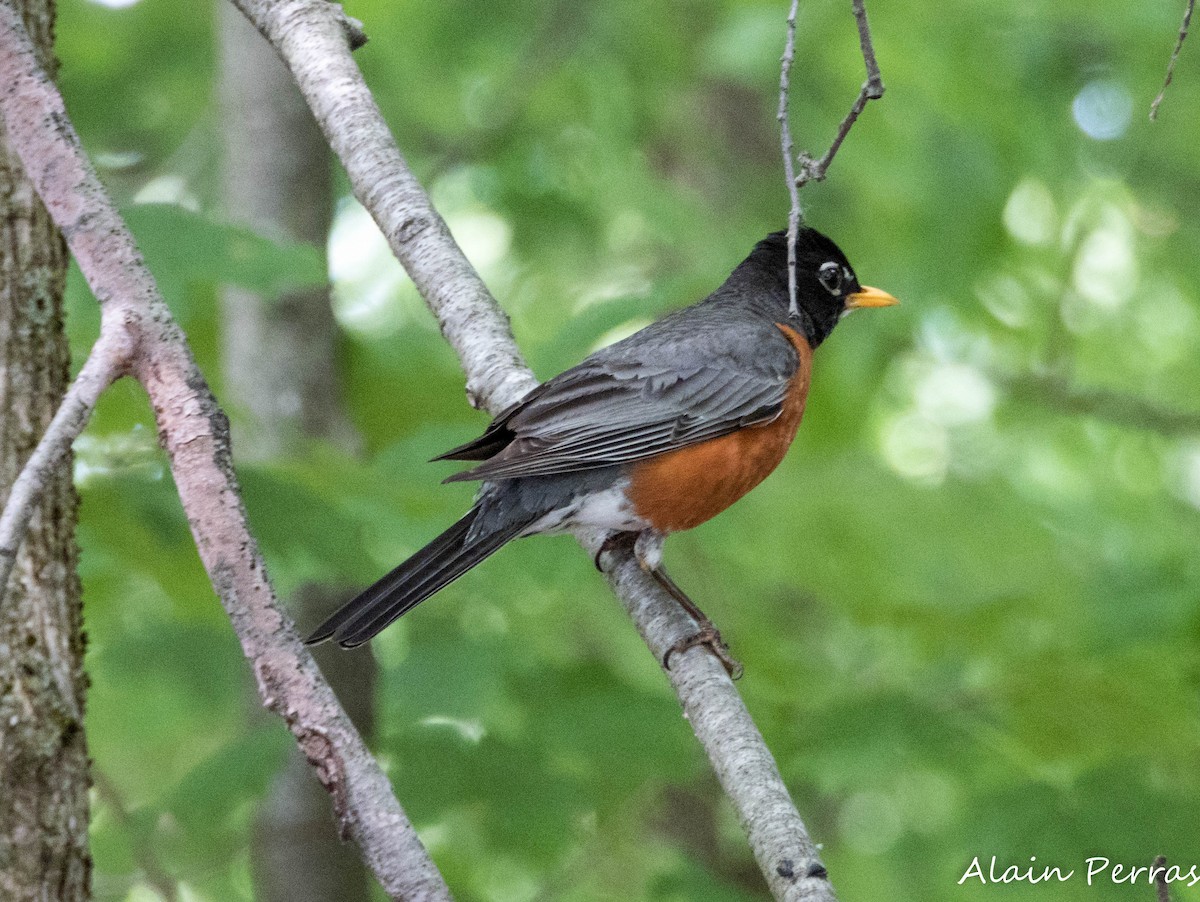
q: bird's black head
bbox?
[731,228,898,347]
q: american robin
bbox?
[308,227,897,674]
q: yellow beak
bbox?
[846,285,900,309]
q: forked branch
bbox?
[0,327,128,610]
[780,0,885,322]
[797,0,885,187]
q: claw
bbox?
[594,531,637,572]
[663,625,743,679]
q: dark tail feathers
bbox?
[306,507,523,648]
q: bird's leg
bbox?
[633,532,743,679]
[651,565,744,679]
[593,530,638,572]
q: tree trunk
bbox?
[216,6,373,901]
[217,0,355,457]
[0,1,90,900]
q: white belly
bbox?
[522,480,650,536]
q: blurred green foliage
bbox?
[55,0,1200,899]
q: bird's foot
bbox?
[663,624,743,680]
[594,531,637,572]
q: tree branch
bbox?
[778,0,802,318]
[797,0,884,185]
[790,0,885,190]
[231,0,836,898]
[779,0,884,343]
[230,0,536,415]
[593,532,835,901]
[1150,0,1195,120]
[1153,855,1171,902]
[1002,372,1200,437]
[0,7,451,900]
[0,326,127,611]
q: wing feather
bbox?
[442,315,801,482]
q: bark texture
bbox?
[216,7,373,900]
[0,6,451,898]
[0,1,90,899]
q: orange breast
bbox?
[626,324,813,533]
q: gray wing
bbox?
[441,311,801,482]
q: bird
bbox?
[308,227,897,675]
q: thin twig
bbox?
[778,0,802,318]
[1150,0,1195,120]
[778,0,886,319]
[233,0,836,898]
[0,328,127,610]
[1153,855,1171,902]
[852,0,885,96]
[794,0,886,188]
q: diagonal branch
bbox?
[0,7,451,900]
[788,0,885,191]
[231,0,836,898]
[1150,0,1195,120]
[230,0,536,416]
[796,0,885,187]
[0,326,129,610]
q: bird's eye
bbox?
[817,261,843,296]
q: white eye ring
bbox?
[818,261,843,296]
